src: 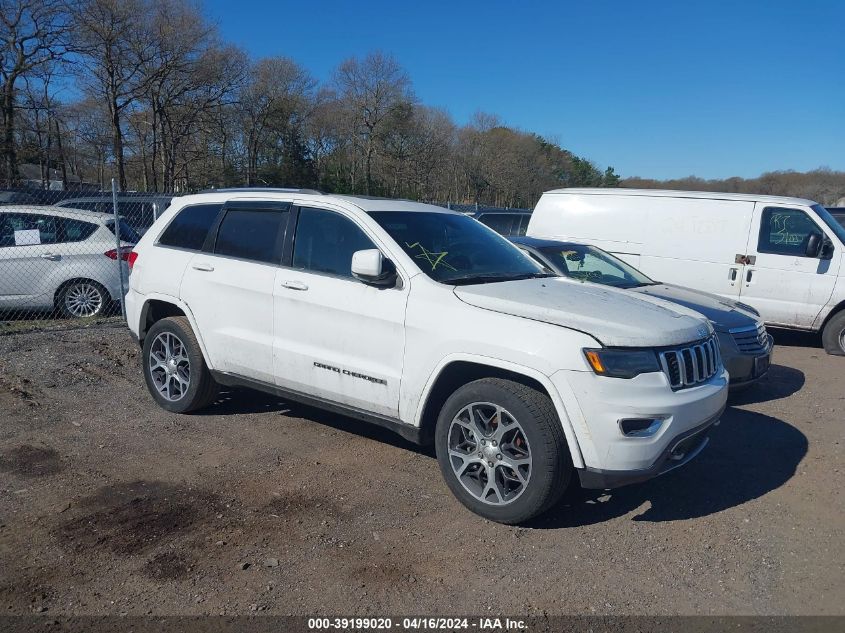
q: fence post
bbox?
[111,179,127,321]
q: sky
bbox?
[203,0,844,180]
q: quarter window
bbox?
[758,207,823,257]
[214,208,287,264]
[292,207,376,278]
[158,204,221,251]
[59,218,99,242]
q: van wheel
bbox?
[142,316,219,413]
[435,378,571,524]
[822,311,845,355]
[57,281,108,318]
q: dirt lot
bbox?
[0,326,842,617]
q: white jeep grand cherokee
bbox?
[126,189,728,524]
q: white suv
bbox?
[125,189,729,524]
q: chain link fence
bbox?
[0,183,172,335]
[0,187,529,335]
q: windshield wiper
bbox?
[446,272,556,286]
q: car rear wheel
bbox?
[57,280,108,318]
[435,377,571,524]
[822,310,845,356]
[142,316,219,413]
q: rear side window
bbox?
[0,213,58,246]
[158,204,221,250]
[213,208,287,264]
[58,218,98,242]
[292,207,376,278]
[758,207,823,257]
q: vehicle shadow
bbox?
[728,363,805,405]
[529,406,807,529]
[201,388,806,528]
[769,327,821,348]
[202,387,432,455]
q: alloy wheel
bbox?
[447,402,532,506]
[64,283,103,317]
[148,332,191,401]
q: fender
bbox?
[138,292,215,370]
[412,352,586,469]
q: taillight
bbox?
[105,248,135,268]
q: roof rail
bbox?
[199,187,324,195]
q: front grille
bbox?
[659,335,721,390]
[730,323,770,355]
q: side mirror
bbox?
[805,233,823,258]
[351,249,397,287]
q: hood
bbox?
[453,277,713,348]
[630,283,759,332]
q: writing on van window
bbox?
[770,212,808,245]
[758,207,820,257]
[405,241,457,272]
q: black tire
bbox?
[434,377,571,524]
[57,280,109,319]
[822,310,845,355]
[141,316,219,413]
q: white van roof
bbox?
[544,187,818,208]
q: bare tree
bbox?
[0,0,73,185]
[73,0,157,190]
[238,56,315,186]
[333,51,413,195]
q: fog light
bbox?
[619,417,664,437]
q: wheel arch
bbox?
[820,300,845,354]
[138,296,215,368]
[820,299,845,329]
[414,356,585,468]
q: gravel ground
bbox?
[0,326,842,617]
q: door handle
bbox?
[729,267,738,282]
[282,280,308,291]
[191,262,214,272]
[40,253,60,261]
[746,269,754,283]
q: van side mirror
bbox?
[805,233,823,258]
[351,249,397,287]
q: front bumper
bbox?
[718,332,774,389]
[552,366,728,475]
[577,406,724,489]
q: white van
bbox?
[527,188,845,355]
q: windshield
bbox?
[813,204,845,245]
[369,211,548,284]
[538,243,654,289]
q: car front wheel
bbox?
[822,310,845,355]
[435,377,571,524]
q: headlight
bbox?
[583,348,661,379]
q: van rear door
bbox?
[740,204,840,328]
